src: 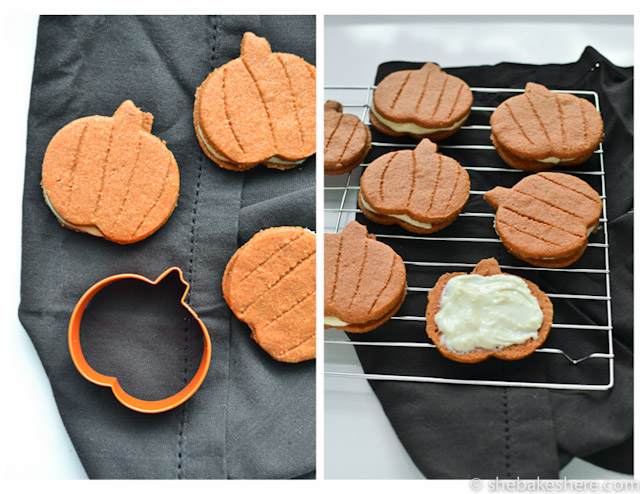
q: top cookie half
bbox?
[194,32,316,170]
[371,63,473,140]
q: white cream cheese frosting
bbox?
[360,193,433,229]
[370,104,468,135]
[434,274,543,353]
[536,156,575,164]
[265,155,306,166]
[324,316,349,327]
[196,123,306,167]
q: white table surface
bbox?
[323,15,634,480]
[1,14,87,479]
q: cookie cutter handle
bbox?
[68,267,212,414]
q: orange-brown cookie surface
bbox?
[324,221,406,333]
[41,100,180,244]
[324,101,372,175]
[490,83,604,171]
[194,32,316,171]
[371,63,472,140]
[359,139,470,234]
[484,172,602,267]
[222,227,316,363]
[426,258,553,363]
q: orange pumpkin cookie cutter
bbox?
[68,267,212,414]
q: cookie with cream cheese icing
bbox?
[223,226,316,363]
[324,100,371,175]
[426,258,553,363]
[41,100,179,244]
[194,32,316,171]
[490,82,603,171]
[324,221,406,333]
[370,63,472,140]
[484,172,602,268]
[359,138,470,234]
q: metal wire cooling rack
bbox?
[324,84,614,391]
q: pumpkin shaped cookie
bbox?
[359,139,470,234]
[490,83,604,171]
[223,227,316,363]
[194,32,316,171]
[324,100,371,175]
[41,100,180,244]
[426,258,553,364]
[324,221,407,333]
[484,172,602,267]
[370,63,473,140]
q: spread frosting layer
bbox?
[324,316,349,327]
[370,104,467,135]
[197,123,306,166]
[360,193,433,229]
[536,156,574,164]
[434,274,543,353]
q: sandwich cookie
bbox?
[324,100,372,175]
[41,100,180,244]
[325,221,407,333]
[370,63,472,140]
[485,172,602,268]
[194,32,316,171]
[426,258,553,364]
[222,227,316,363]
[490,83,604,171]
[359,139,470,234]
